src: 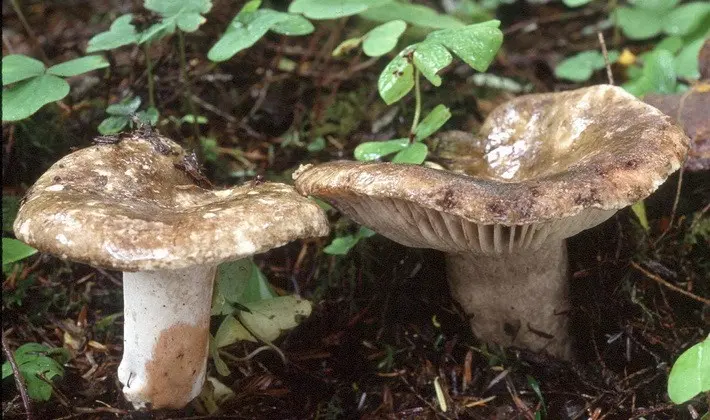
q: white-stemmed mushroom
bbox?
[13,133,329,409]
[294,85,689,359]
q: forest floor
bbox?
[2,1,709,419]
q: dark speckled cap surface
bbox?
[294,85,689,255]
[14,133,329,271]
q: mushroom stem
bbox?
[117,265,216,409]
[446,241,572,359]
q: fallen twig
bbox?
[1,331,34,420]
[631,262,710,305]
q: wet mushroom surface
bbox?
[295,85,690,358]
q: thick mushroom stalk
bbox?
[447,242,570,357]
[117,266,216,409]
[294,85,689,360]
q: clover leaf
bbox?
[378,20,503,104]
[2,54,108,121]
[288,0,392,20]
[208,0,313,62]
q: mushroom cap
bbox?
[14,133,329,271]
[294,85,689,255]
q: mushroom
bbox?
[294,85,689,359]
[13,132,329,409]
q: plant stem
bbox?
[10,0,49,65]
[409,68,422,141]
[177,30,202,160]
[144,42,155,108]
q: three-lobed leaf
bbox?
[377,20,502,105]
[144,0,212,33]
[208,1,313,62]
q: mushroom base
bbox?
[117,266,216,409]
[446,241,572,359]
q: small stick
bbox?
[631,262,710,305]
[1,331,34,420]
[598,32,614,85]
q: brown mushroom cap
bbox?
[14,133,329,271]
[294,85,689,255]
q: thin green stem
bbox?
[177,30,202,159]
[144,43,155,108]
[409,68,422,141]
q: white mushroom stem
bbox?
[446,241,572,359]
[117,265,216,409]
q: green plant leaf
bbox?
[215,296,312,345]
[238,296,312,342]
[2,55,45,86]
[7,343,67,402]
[106,96,142,116]
[333,37,363,56]
[663,2,710,35]
[674,37,705,79]
[425,20,503,72]
[216,259,253,304]
[324,226,375,255]
[136,107,160,125]
[2,74,69,122]
[270,14,315,35]
[392,142,428,164]
[138,21,173,44]
[288,0,392,19]
[354,138,409,161]
[209,334,230,376]
[47,56,109,77]
[631,0,679,11]
[555,50,620,82]
[414,104,451,141]
[614,7,664,40]
[208,3,310,62]
[360,1,465,29]
[562,0,592,7]
[144,0,212,32]
[2,238,37,267]
[324,234,359,255]
[631,201,649,231]
[86,14,139,52]
[378,53,414,104]
[241,262,276,303]
[413,42,452,86]
[623,50,677,97]
[667,335,710,404]
[654,36,685,54]
[362,20,407,57]
[97,116,129,135]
